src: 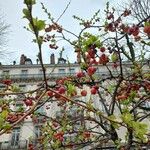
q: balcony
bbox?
[0,71,121,81]
[0,140,27,150]
[0,73,76,81]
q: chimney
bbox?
[36,58,39,64]
[50,54,55,64]
[13,61,16,65]
[77,52,81,63]
[20,54,26,65]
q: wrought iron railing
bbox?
[0,140,27,150]
[0,69,148,80]
[0,73,75,80]
[0,72,118,80]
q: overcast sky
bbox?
[0,0,127,65]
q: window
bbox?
[3,70,9,75]
[16,94,26,101]
[0,84,5,89]
[19,84,26,91]
[36,106,45,115]
[39,69,43,78]
[69,68,75,75]
[11,127,20,147]
[15,102,24,112]
[63,133,77,143]
[2,70,10,78]
[19,84,26,88]
[74,121,81,130]
[58,69,65,76]
[21,70,28,78]
[143,101,150,108]
[34,126,41,139]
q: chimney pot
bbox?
[50,54,55,64]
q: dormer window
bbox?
[24,58,32,65]
[58,58,66,64]
[21,70,28,78]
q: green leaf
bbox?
[144,21,150,26]
[11,85,20,92]
[22,8,30,18]
[82,34,101,51]
[37,36,43,45]
[1,110,9,119]
[107,84,115,93]
[120,98,131,105]
[111,52,119,62]
[108,115,120,129]
[86,99,94,110]
[132,122,148,141]
[32,0,36,5]
[29,19,45,32]
[28,18,37,31]
[80,62,88,70]
[29,23,34,31]
[67,83,76,96]
[24,0,36,5]
[0,117,4,128]
[36,20,46,31]
[3,123,11,130]
[121,112,133,124]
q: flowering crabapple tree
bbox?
[0,0,150,149]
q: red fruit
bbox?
[58,86,66,94]
[76,71,85,78]
[2,79,12,85]
[144,26,150,35]
[28,143,34,150]
[91,87,97,95]
[54,132,64,142]
[107,14,114,20]
[45,26,52,32]
[71,90,77,97]
[123,9,131,17]
[46,106,50,109]
[81,90,87,96]
[114,21,119,27]
[83,131,91,138]
[54,93,61,99]
[117,95,127,101]
[7,114,18,123]
[128,27,134,35]
[89,58,98,65]
[134,36,141,41]
[53,122,58,128]
[88,49,95,58]
[128,26,139,36]
[99,54,109,65]
[122,26,129,33]
[86,53,91,59]
[113,63,118,68]
[87,67,96,76]
[93,85,99,90]
[24,98,33,106]
[100,47,106,52]
[28,143,33,147]
[106,23,114,32]
[132,30,139,36]
[56,79,64,85]
[47,91,53,97]
[132,26,139,36]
